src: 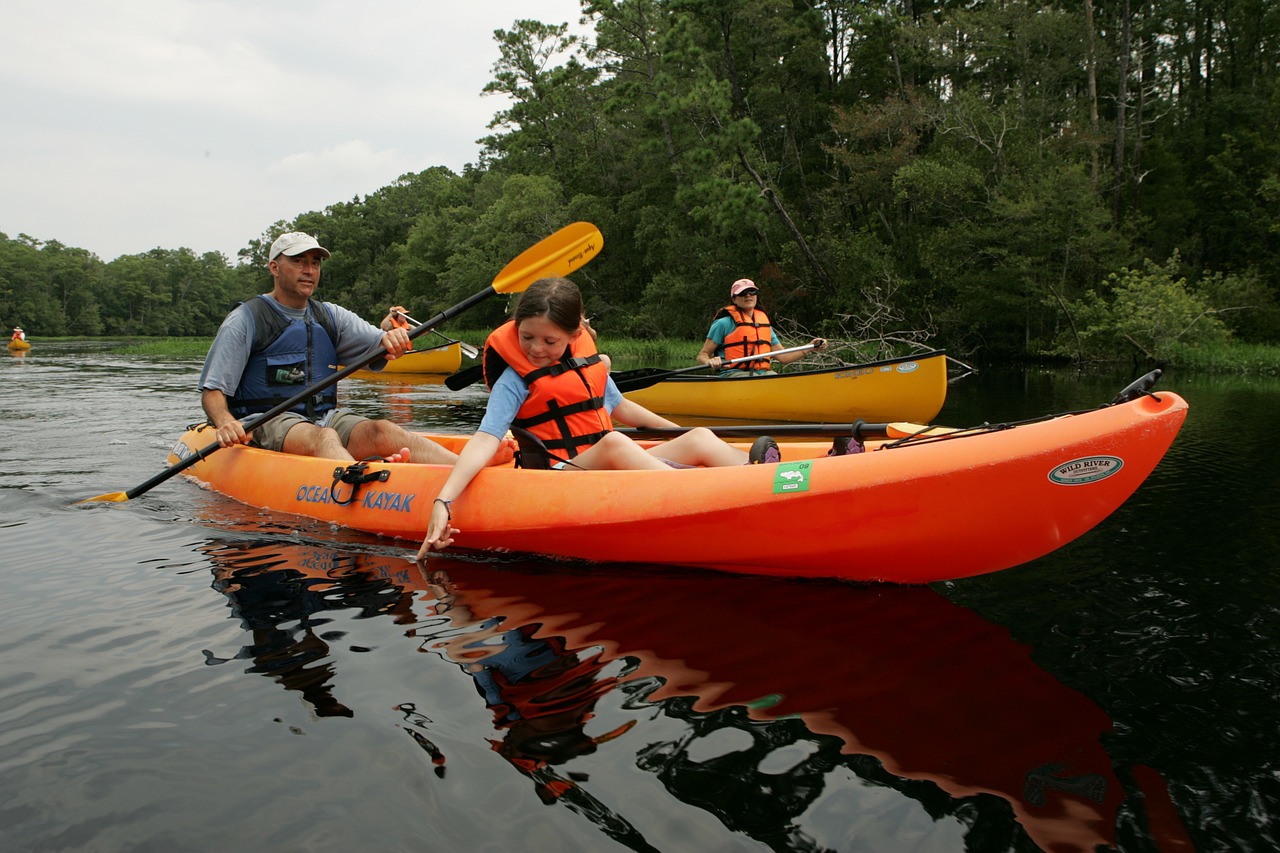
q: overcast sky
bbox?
[0,1,588,262]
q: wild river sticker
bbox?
[1048,456,1124,486]
[773,461,812,494]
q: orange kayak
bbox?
[167,388,1188,582]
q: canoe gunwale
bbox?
[628,349,948,385]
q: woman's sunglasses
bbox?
[735,289,759,297]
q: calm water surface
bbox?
[1,343,1276,852]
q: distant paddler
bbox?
[380,306,479,358]
[697,279,826,376]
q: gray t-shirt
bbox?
[198,295,385,396]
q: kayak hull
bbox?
[167,390,1188,583]
[350,342,462,375]
[7,340,31,351]
[622,350,948,422]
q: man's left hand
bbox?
[382,328,412,357]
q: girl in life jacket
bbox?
[697,279,826,375]
[418,277,760,558]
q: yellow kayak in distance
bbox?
[621,350,950,423]
[347,341,462,376]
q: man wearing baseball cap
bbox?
[197,232,457,464]
[696,278,826,375]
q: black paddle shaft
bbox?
[617,421,887,441]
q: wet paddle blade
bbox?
[78,491,130,503]
[444,364,486,391]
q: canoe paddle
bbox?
[611,343,818,392]
[79,221,603,504]
[393,310,479,359]
[444,342,818,393]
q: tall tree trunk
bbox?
[1132,3,1151,213]
[1084,0,1101,189]
[737,148,835,296]
[1112,0,1132,220]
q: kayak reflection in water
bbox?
[198,542,1194,851]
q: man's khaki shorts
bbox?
[248,408,367,452]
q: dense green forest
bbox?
[3,0,1278,364]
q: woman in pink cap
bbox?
[696,279,826,376]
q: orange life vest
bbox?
[718,305,774,369]
[388,307,413,349]
[483,320,611,461]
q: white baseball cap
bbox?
[268,232,331,262]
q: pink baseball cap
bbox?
[730,279,757,297]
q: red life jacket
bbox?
[718,305,774,369]
[483,320,611,461]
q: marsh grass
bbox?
[101,333,695,369]
[112,337,213,358]
[452,331,691,369]
[1165,342,1280,375]
[98,335,1280,375]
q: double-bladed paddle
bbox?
[80,222,603,503]
[444,341,819,393]
[443,362,488,391]
[617,420,892,441]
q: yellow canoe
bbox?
[349,341,462,375]
[621,350,949,423]
[7,339,31,351]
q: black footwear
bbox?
[748,435,781,464]
[827,435,865,456]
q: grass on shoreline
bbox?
[102,333,697,367]
[91,335,1280,375]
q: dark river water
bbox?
[1,342,1276,852]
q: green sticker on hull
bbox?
[773,461,812,494]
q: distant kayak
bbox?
[7,339,31,351]
[619,350,949,423]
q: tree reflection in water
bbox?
[200,540,1190,852]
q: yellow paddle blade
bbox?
[491,222,603,294]
[886,422,961,438]
[77,491,130,504]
